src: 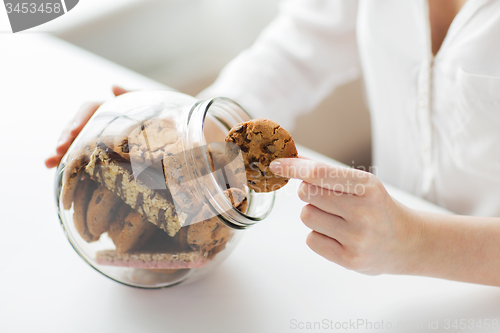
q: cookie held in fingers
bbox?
[225,118,298,192]
[72,175,99,242]
[86,186,123,238]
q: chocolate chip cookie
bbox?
[224,188,248,213]
[72,175,99,242]
[128,118,178,165]
[186,188,245,252]
[163,139,205,214]
[107,203,132,241]
[108,210,157,254]
[86,186,123,238]
[61,142,107,210]
[225,118,298,192]
[187,205,233,252]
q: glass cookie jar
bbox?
[55,90,275,288]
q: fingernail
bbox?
[269,160,282,173]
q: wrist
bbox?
[394,201,426,275]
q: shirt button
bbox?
[418,100,426,108]
[421,143,429,152]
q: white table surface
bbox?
[1,34,499,333]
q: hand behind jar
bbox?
[45,86,129,168]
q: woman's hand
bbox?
[269,158,423,276]
[44,86,129,168]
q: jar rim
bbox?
[184,97,275,229]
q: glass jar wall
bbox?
[55,90,275,288]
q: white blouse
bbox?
[199,0,500,217]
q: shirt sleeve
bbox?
[197,0,360,130]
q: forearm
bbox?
[198,0,360,129]
[405,207,500,286]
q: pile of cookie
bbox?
[62,118,247,271]
[62,117,297,272]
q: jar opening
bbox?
[184,97,275,229]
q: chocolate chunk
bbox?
[95,194,103,204]
[234,124,244,133]
[158,209,166,229]
[135,192,143,210]
[114,173,123,196]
